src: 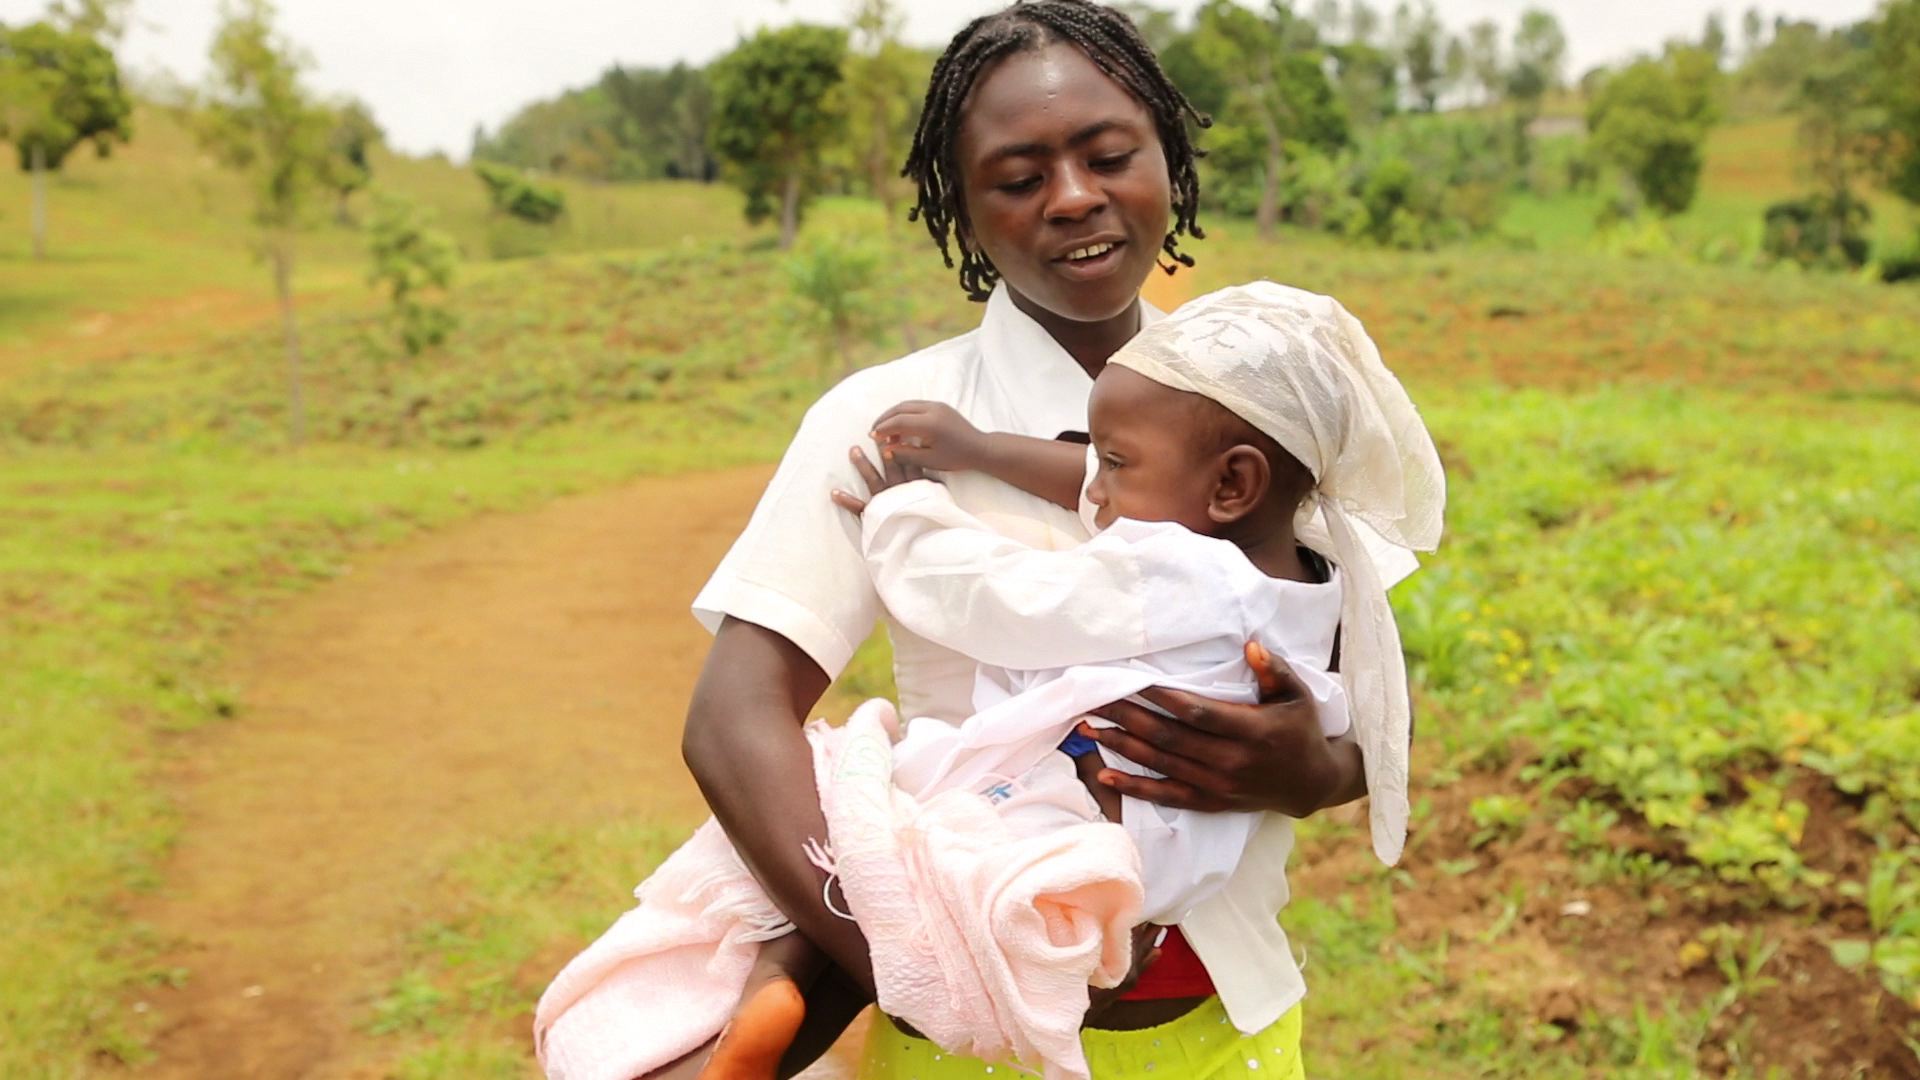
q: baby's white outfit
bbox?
[863,478,1349,928]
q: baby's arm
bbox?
[870,401,1087,511]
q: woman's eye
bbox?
[997,176,1041,194]
[1092,151,1136,172]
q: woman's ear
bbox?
[1208,445,1271,525]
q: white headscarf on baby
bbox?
[1109,280,1445,865]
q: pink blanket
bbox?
[533,700,1143,1080]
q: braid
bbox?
[903,0,1211,302]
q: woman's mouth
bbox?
[1054,241,1125,279]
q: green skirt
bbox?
[856,998,1304,1079]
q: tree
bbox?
[1465,19,1503,106]
[1310,0,1343,40]
[0,19,131,258]
[841,0,927,225]
[1391,0,1444,111]
[1872,0,1920,209]
[1190,0,1346,240]
[1506,8,1566,173]
[1348,0,1381,46]
[1113,1,1179,53]
[194,0,334,445]
[1328,41,1398,128]
[321,99,381,224]
[1587,47,1722,215]
[48,0,131,42]
[1507,8,1567,117]
[1702,12,1729,68]
[708,24,847,250]
[1741,7,1766,61]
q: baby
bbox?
[534,282,1444,1080]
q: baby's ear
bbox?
[1208,445,1271,525]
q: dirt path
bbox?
[132,465,865,1078]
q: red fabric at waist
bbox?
[1121,926,1216,1000]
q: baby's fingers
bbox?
[829,488,868,515]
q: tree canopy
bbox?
[707,23,847,249]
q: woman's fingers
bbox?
[1245,640,1309,703]
[1077,716,1225,791]
[1091,693,1246,754]
[1095,768,1226,813]
[1130,685,1263,741]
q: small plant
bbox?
[1468,793,1531,848]
[783,233,897,379]
[367,193,457,356]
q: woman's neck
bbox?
[1007,288,1143,379]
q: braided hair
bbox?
[903,0,1211,301]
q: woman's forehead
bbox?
[957,42,1151,163]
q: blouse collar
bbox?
[978,284,1166,436]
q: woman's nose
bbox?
[1044,163,1106,222]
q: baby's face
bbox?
[1084,365,1224,534]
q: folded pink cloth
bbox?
[533,817,793,1080]
[814,700,1142,1078]
[532,699,1143,1080]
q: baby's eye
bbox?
[1100,454,1123,470]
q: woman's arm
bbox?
[1083,642,1379,818]
[680,616,875,993]
[871,400,1087,511]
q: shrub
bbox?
[473,161,565,224]
[1761,193,1872,270]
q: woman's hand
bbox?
[1082,642,1369,819]
[830,442,933,516]
[870,401,989,472]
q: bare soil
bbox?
[127,465,865,1078]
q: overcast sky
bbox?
[0,0,1883,158]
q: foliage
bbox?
[783,233,898,378]
[1506,8,1567,117]
[0,18,131,172]
[1588,48,1723,216]
[193,0,335,444]
[322,99,382,220]
[366,194,457,355]
[1761,192,1872,269]
[838,0,928,222]
[1872,0,1920,208]
[707,23,847,249]
[1389,0,1445,112]
[1187,0,1346,238]
[474,62,715,183]
[471,161,564,225]
[193,0,332,233]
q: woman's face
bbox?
[954,42,1173,325]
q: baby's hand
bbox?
[871,401,987,473]
[830,443,932,516]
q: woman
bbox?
[681,2,1403,1073]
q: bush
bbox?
[473,161,565,224]
[367,194,458,355]
[1761,193,1872,270]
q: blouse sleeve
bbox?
[691,381,886,678]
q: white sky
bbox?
[0,0,1883,158]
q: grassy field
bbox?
[3,106,1918,1078]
